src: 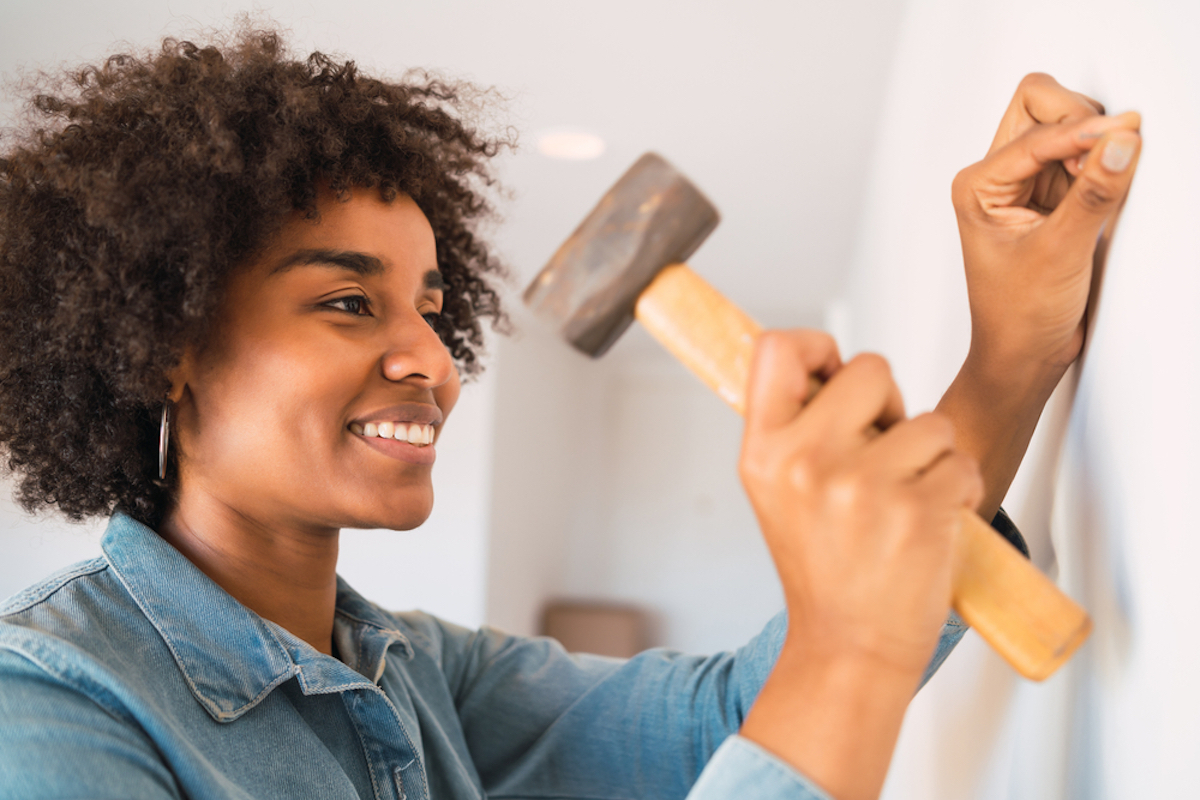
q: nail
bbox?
[1101,134,1136,172]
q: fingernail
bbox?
[1101,134,1136,172]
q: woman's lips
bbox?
[349,403,442,466]
[352,420,435,445]
[355,431,437,466]
[351,402,442,428]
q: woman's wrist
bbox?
[937,347,1066,519]
[960,333,1073,406]
[741,638,921,800]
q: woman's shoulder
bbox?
[0,555,156,685]
[1,557,112,619]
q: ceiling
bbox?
[1,0,907,324]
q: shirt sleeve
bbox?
[414,609,957,800]
[686,736,834,800]
[419,509,1023,800]
[0,648,182,800]
[420,609,787,799]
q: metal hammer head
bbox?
[524,152,719,357]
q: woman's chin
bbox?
[347,499,434,532]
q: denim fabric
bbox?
[689,738,835,800]
[0,511,991,799]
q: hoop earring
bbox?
[159,401,173,480]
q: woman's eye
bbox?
[325,295,371,316]
[422,311,441,328]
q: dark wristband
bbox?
[990,507,1030,559]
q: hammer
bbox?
[524,152,1091,681]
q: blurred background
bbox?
[3,1,1198,798]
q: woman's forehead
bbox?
[258,190,439,278]
[269,247,445,291]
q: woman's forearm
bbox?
[936,350,1065,522]
[740,638,920,800]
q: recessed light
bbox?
[536,128,606,161]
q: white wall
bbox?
[486,317,804,655]
[0,503,106,600]
[844,1,1200,797]
[484,309,608,638]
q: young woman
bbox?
[0,30,1139,800]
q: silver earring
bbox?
[159,401,173,480]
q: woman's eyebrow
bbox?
[271,248,384,275]
[424,270,446,291]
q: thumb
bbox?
[1049,128,1141,246]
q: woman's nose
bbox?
[380,313,456,388]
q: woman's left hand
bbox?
[951,73,1141,387]
[939,74,1141,520]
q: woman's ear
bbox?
[166,349,196,404]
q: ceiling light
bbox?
[536,128,606,161]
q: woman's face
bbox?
[172,189,460,534]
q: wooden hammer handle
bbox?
[634,263,1091,681]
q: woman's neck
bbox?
[158,492,340,656]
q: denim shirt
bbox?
[0,511,1019,799]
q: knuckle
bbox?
[1075,176,1116,211]
[772,327,836,354]
[1019,72,1054,90]
[950,167,976,206]
[757,329,788,350]
[751,331,784,365]
[917,411,956,443]
[738,447,774,487]
[741,442,824,498]
[825,472,865,510]
[786,453,825,496]
[807,329,837,353]
[850,352,892,381]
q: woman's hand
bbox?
[952,72,1141,381]
[738,330,983,800]
[939,74,1141,520]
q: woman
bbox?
[0,29,1139,800]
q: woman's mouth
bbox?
[350,421,435,446]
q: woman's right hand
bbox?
[737,330,983,800]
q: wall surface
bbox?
[487,319,798,655]
[844,1,1200,797]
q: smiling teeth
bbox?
[350,421,435,445]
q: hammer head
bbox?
[524,152,719,357]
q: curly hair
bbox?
[0,29,512,527]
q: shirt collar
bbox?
[101,511,413,723]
